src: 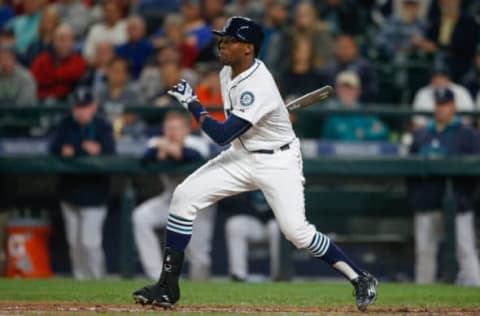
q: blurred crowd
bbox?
[1,0,480,141]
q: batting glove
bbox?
[167,79,198,109]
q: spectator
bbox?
[412,66,474,129]
[53,0,92,39]
[8,0,43,54]
[281,36,325,102]
[413,0,479,81]
[115,15,155,80]
[132,110,215,281]
[0,45,37,105]
[202,0,225,25]
[292,1,334,68]
[0,1,14,29]
[193,64,223,129]
[391,0,432,22]
[171,0,213,53]
[462,47,480,103]
[226,191,280,282]
[83,0,127,63]
[259,0,291,80]
[95,57,143,107]
[375,0,426,59]
[322,71,389,141]
[23,6,60,66]
[317,0,364,36]
[49,87,115,280]
[139,46,198,103]
[153,14,198,68]
[409,87,480,286]
[80,41,115,96]
[225,0,264,21]
[321,34,378,102]
[31,24,87,101]
[0,25,15,48]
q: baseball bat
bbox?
[286,85,334,111]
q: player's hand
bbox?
[167,79,198,109]
[82,140,101,156]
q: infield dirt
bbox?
[1,301,479,315]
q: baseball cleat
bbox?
[352,271,378,311]
[132,284,161,305]
[132,248,184,308]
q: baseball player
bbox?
[133,16,378,311]
[132,111,216,281]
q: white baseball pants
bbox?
[132,190,216,281]
[60,201,107,280]
[414,210,480,286]
[225,215,280,280]
[169,139,317,250]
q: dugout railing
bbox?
[0,104,476,280]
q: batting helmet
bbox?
[212,16,264,56]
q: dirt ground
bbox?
[0,302,479,315]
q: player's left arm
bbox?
[168,79,252,146]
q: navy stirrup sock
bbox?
[165,214,193,252]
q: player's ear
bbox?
[244,43,254,56]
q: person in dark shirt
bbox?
[115,15,155,80]
[320,34,377,102]
[132,110,216,281]
[49,87,115,280]
[409,87,480,286]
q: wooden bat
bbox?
[286,85,334,111]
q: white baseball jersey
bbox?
[219,59,296,151]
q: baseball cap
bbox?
[434,87,455,105]
[70,87,95,107]
[213,16,264,55]
[335,71,361,88]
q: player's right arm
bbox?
[168,79,252,146]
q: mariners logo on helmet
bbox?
[240,91,255,106]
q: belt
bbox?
[250,143,290,154]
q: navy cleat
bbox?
[132,247,184,308]
[351,271,378,311]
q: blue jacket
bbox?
[50,114,115,206]
[408,119,480,212]
[115,39,155,79]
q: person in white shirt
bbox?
[83,0,127,63]
[133,16,378,312]
[412,67,474,129]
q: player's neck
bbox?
[231,58,255,79]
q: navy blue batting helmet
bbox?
[212,16,264,56]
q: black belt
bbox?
[250,143,290,154]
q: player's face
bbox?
[164,117,190,143]
[434,102,456,124]
[217,35,251,65]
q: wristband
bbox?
[188,101,208,122]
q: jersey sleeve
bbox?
[230,83,276,125]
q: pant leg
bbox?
[169,149,256,220]
[185,204,216,280]
[455,211,480,286]
[265,219,281,280]
[78,205,108,279]
[252,140,317,249]
[132,191,172,280]
[61,201,85,280]
[414,211,443,284]
[225,215,265,280]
